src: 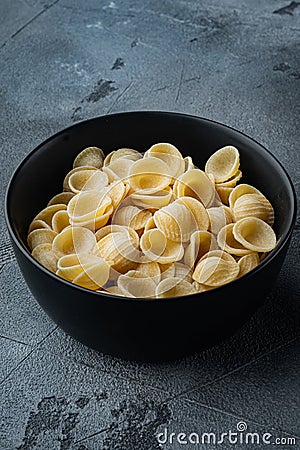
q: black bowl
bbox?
[5,112,297,362]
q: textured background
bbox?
[0,0,299,449]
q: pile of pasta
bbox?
[27,143,277,298]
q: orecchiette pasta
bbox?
[27,143,277,296]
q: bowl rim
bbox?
[5,110,297,302]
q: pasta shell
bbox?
[184,156,194,171]
[68,169,108,193]
[174,169,215,207]
[156,277,196,298]
[52,210,70,233]
[47,192,75,206]
[32,243,58,273]
[27,229,57,251]
[57,253,92,280]
[67,190,112,225]
[52,226,96,258]
[205,146,240,183]
[28,220,51,233]
[63,166,95,192]
[192,281,213,292]
[118,270,157,298]
[158,262,175,278]
[184,230,218,268]
[129,157,172,193]
[233,217,277,252]
[171,262,193,283]
[94,224,134,242]
[233,193,274,226]
[72,259,110,290]
[31,204,67,227]
[229,183,263,209]
[130,187,173,209]
[107,180,129,209]
[145,143,185,179]
[215,170,242,188]
[217,223,254,256]
[110,148,142,162]
[112,206,152,231]
[103,151,115,166]
[135,261,161,282]
[153,200,198,243]
[103,157,135,182]
[144,216,156,232]
[215,186,233,205]
[73,146,105,169]
[199,249,236,264]
[192,256,239,287]
[95,229,140,274]
[140,229,184,264]
[237,252,260,277]
[177,196,210,231]
[104,286,124,296]
[207,205,233,235]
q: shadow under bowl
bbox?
[5,111,297,362]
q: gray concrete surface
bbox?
[0,0,299,449]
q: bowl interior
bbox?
[6,112,295,257]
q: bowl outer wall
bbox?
[5,112,297,361]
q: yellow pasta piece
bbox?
[228,183,263,209]
[177,196,210,231]
[207,205,233,235]
[107,180,129,209]
[63,166,95,192]
[102,157,135,182]
[28,219,51,233]
[183,156,194,171]
[129,157,172,193]
[174,169,215,207]
[67,190,113,229]
[130,187,173,209]
[215,185,233,205]
[52,210,70,233]
[110,148,142,162]
[113,206,152,232]
[95,228,140,274]
[140,229,183,264]
[192,255,239,287]
[47,192,75,206]
[153,199,198,243]
[31,204,67,227]
[237,252,260,277]
[199,249,236,264]
[73,146,105,169]
[145,143,185,179]
[184,230,218,268]
[27,229,57,251]
[118,270,157,298]
[32,243,58,273]
[205,146,240,183]
[72,260,110,290]
[217,223,254,256]
[68,169,108,193]
[233,193,274,226]
[104,286,124,296]
[215,170,242,188]
[135,261,161,283]
[156,277,196,298]
[233,217,277,252]
[52,226,96,258]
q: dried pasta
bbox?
[27,143,277,297]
